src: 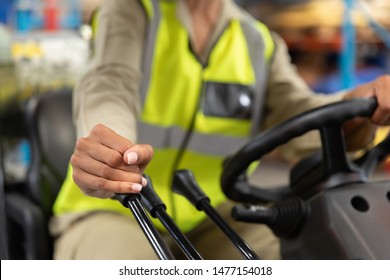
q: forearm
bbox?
[73,65,141,141]
[73,0,146,141]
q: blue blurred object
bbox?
[15,0,33,32]
[340,0,356,90]
[61,0,82,30]
[16,8,32,31]
[313,67,386,94]
[19,139,31,167]
[0,0,14,25]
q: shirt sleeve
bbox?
[72,0,146,142]
[263,33,344,161]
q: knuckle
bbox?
[106,152,122,167]
[71,167,79,181]
[146,144,154,158]
[94,178,108,191]
[70,153,80,166]
[128,165,140,173]
[75,137,88,150]
[133,173,143,184]
[91,124,104,134]
[376,75,390,86]
[71,168,83,188]
[382,75,390,82]
[98,164,112,178]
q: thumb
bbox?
[123,144,154,173]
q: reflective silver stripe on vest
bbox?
[240,20,269,137]
[138,122,248,156]
[139,0,160,106]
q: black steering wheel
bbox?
[221,97,384,204]
[221,97,390,259]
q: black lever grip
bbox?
[172,169,210,210]
[140,175,166,218]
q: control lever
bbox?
[140,175,202,260]
[114,193,175,260]
[172,169,261,260]
[232,198,309,238]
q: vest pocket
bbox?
[201,82,254,120]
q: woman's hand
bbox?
[70,124,154,198]
[344,75,390,125]
[343,75,390,150]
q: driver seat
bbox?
[5,89,75,259]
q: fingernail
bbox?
[126,152,138,164]
[141,177,147,187]
[132,183,142,192]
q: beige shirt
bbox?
[73,0,344,160]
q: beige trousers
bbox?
[51,201,280,260]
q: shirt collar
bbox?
[175,0,249,64]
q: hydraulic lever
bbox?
[140,175,203,260]
[115,193,175,260]
[172,169,261,260]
